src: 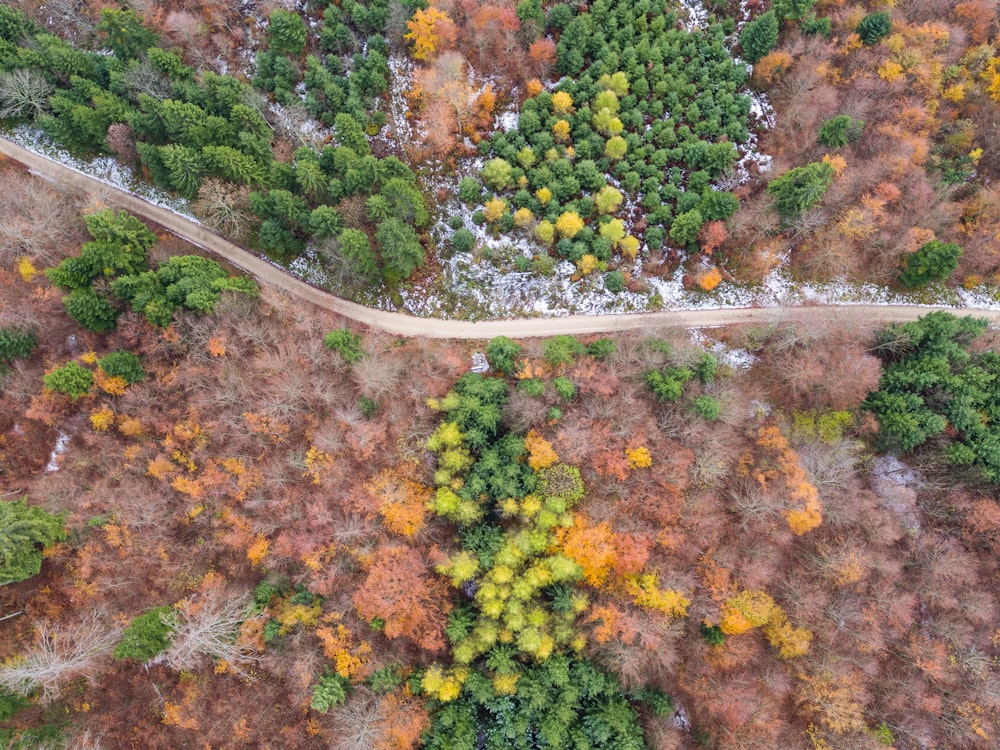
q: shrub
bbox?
[555,212,585,239]
[366,666,403,694]
[458,177,483,206]
[544,335,586,367]
[645,366,692,402]
[669,209,704,248]
[486,336,522,376]
[594,185,624,214]
[452,228,475,253]
[482,158,514,191]
[64,288,119,332]
[692,394,722,421]
[324,328,364,363]
[0,327,37,363]
[552,376,577,400]
[0,498,66,586]
[358,397,379,418]
[766,161,835,219]
[700,623,726,646]
[43,361,93,401]
[604,270,626,293]
[899,241,962,288]
[517,378,546,397]
[772,0,817,20]
[338,228,379,281]
[268,9,308,56]
[856,12,891,45]
[377,217,424,280]
[604,136,627,160]
[699,191,739,221]
[311,672,350,713]
[586,338,617,361]
[114,606,176,661]
[817,115,864,148]
[694,353,718,384]
[97,351,145,385]
[644,226,665,250]
[800,14,831,35]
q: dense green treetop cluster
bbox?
[864,312,1000,481]
[46,208,257,331]
[466,0,750,263]
[0,4,427,282]
[0,498,66,586]
[414,337,677,747]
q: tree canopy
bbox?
[0,498,66,586]
[863,312,1000,481]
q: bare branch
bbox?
[0,611,120,703]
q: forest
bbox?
[2,0,1000,748]
[2,157,1000,748]
[0,0,996,309]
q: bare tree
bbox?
[153,589,258,675]
[0,169,84,267]
[0,612,120,703]
[192,179,257,242]
[328,689,383,750]
[0,68,53,120]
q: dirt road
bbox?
[5,137,1000,339]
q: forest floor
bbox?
[4,135,1000,337]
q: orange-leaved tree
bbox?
[354,544,451,653]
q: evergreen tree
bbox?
[766,161,835,219]
[740,11,779,65]
[898,240,962,288]
[376,218,424,280]
[0,498,66,586]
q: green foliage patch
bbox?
[421,656,647,750]
[43,360,93,400]
[323,328,364,363]
[114,606,176,661]
[898,240,962,288]
[0,327,37,365]
[863,312,1000,481]
[0,498,66,586]
[474,0,749,260]
[766,161,835,220]
[310,672,350,713]
[97,351,145,384]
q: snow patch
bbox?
[4,126,195,219]
[45,431,70,473]
[673,704,691,732]
[381,55,416,146]
[677,0,710,31]
[470,352,490,373]
[688,328,757,370]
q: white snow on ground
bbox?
[673,704,691,732]
[677,0,710,31]
[4,125,195,218]
[382,55,416,146]
[45,431,70,473]
[494,107,520,132]
[688,328,756,370]
[470,352,490,373]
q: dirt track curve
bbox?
[5,137,1000,339]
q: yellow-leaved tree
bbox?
[404,7,456,61]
